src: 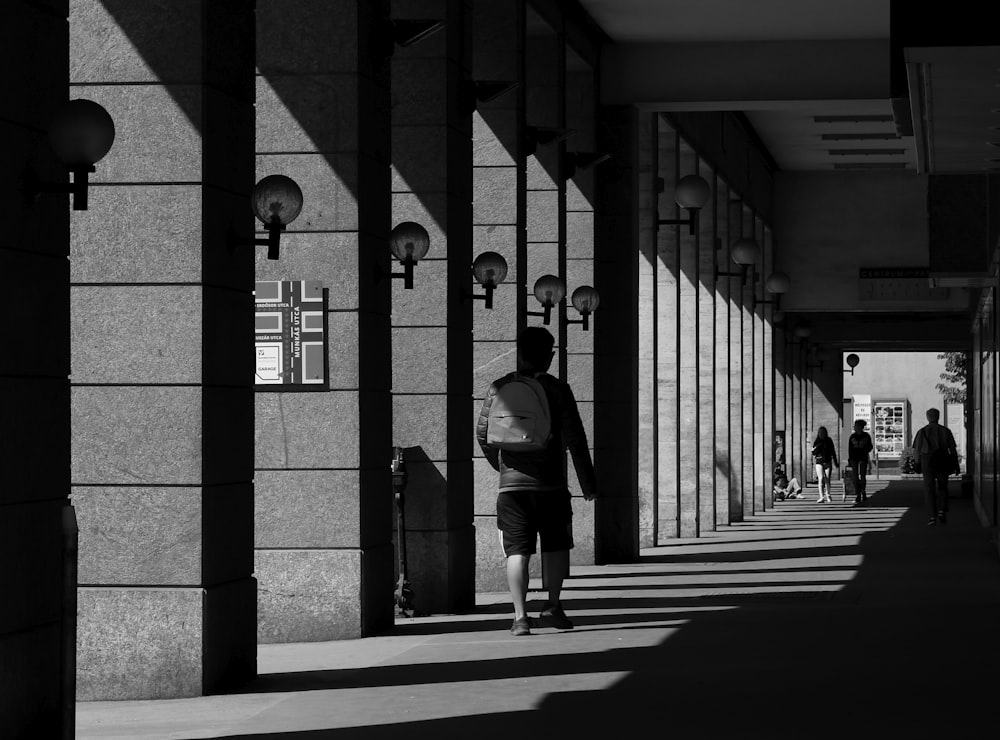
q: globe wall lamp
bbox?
[844,353,861,376]
[230,175,304,260]
[527,274,566,325]
[565,285,600,331]
[656,173,711,236]
[717,237,761,285]
[464,251,508,309]
[25,99,115,211]
[381,221,430,289]
[754,270,791,310]
[563,151,611,180]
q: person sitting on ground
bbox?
[773,472,803,500]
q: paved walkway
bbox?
[77,480,1000,739]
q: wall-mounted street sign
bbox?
[255,281,326,386]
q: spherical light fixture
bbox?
[385,221,431,289]
[246,175,304,260]
[530,274,566,325]
[731,238,762,266]
[764,271,791,295]
[48,99,116,167]
[568,285,600,331]
[845,353,861,376]
[468,251,508,309]
[673,174,711,210]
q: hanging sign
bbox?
[254,280,326,386]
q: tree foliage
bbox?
[936,352,968,404]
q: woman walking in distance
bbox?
[811,426,839,503]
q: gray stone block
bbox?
[391,394,448,460]
[390,58,448,125]
[77,587,205,700]
[254,469,360,548]
[70,185,203,283]
[255,549,362,643]
[325,311,360,389]
[473,167,518,224]
[472,342,516,402]
[254,391,360,469]
[256,0,360,75]
[390,262,449,328]
[473,456,499,515]
[391,327,448,393]
[71,286,203,384]
[256,73,359,153]
[254,232,360,310]
[566,210,595,259]
[71,386,202,485]
[85,85,204,184]
[70,0,202,84]
[473,110,518,167]
[392,124,448,193]
[73,486,201,586]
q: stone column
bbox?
[390,0,475,614]
[761,232,774,509]
[254,0,394,642]
[2,1,70,732]
[471,0,523,591]
[70,0,256,698]
[714,178,734,525]
[637,111,657,547]
[727,198,745,522]
[565,50,598,563]
[655,117,680,540]
[696,161,716,531]
[740,208,755,519]
[752,220,766,514]
[595,104,643,563]
[676,145,700,537]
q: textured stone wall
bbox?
[70,0,256,699]
[253,0,394,643]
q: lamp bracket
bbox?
[462,80,519,112]
[228,222,286,260]
[524,125,575,157]
[375,256,417,289]
[23,164,97,211]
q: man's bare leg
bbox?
[506,554,530,619]
[541,549,569,608]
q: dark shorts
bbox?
[496,489,573,557]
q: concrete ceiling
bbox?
[581,0,1000,175]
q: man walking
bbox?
[911,408,959,525]
[476,327,597,636]
[847,419,874,506]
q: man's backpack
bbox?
[486,375,552,451]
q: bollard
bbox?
[391,447,418,617]
[61,501,78,740]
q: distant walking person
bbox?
[811,426,839,503]
[911,408,959,525]
[847,419,874,505]
[476,327,597,636]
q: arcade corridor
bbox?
[77,479,1000,738]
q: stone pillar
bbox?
[727,198,745,522]
[2,1,70,732]
[676,145,700,537]
[714,178,734,525]
[70,0,256,698]
[595,104,643,563]
[390,0,475,614]
[752,220,766,514]
[696,161,716,531]
[471,0,523,591]
[637,111,657,547]
[565,49,598,563]
[740,208,755,519]
[655,117,679,540]
[254,0,394,642]
[761,232,774,509]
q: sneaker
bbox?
[937,511,947,524]
[927,517,938,526]
[538,605,574,630]
[510,617,531,636]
